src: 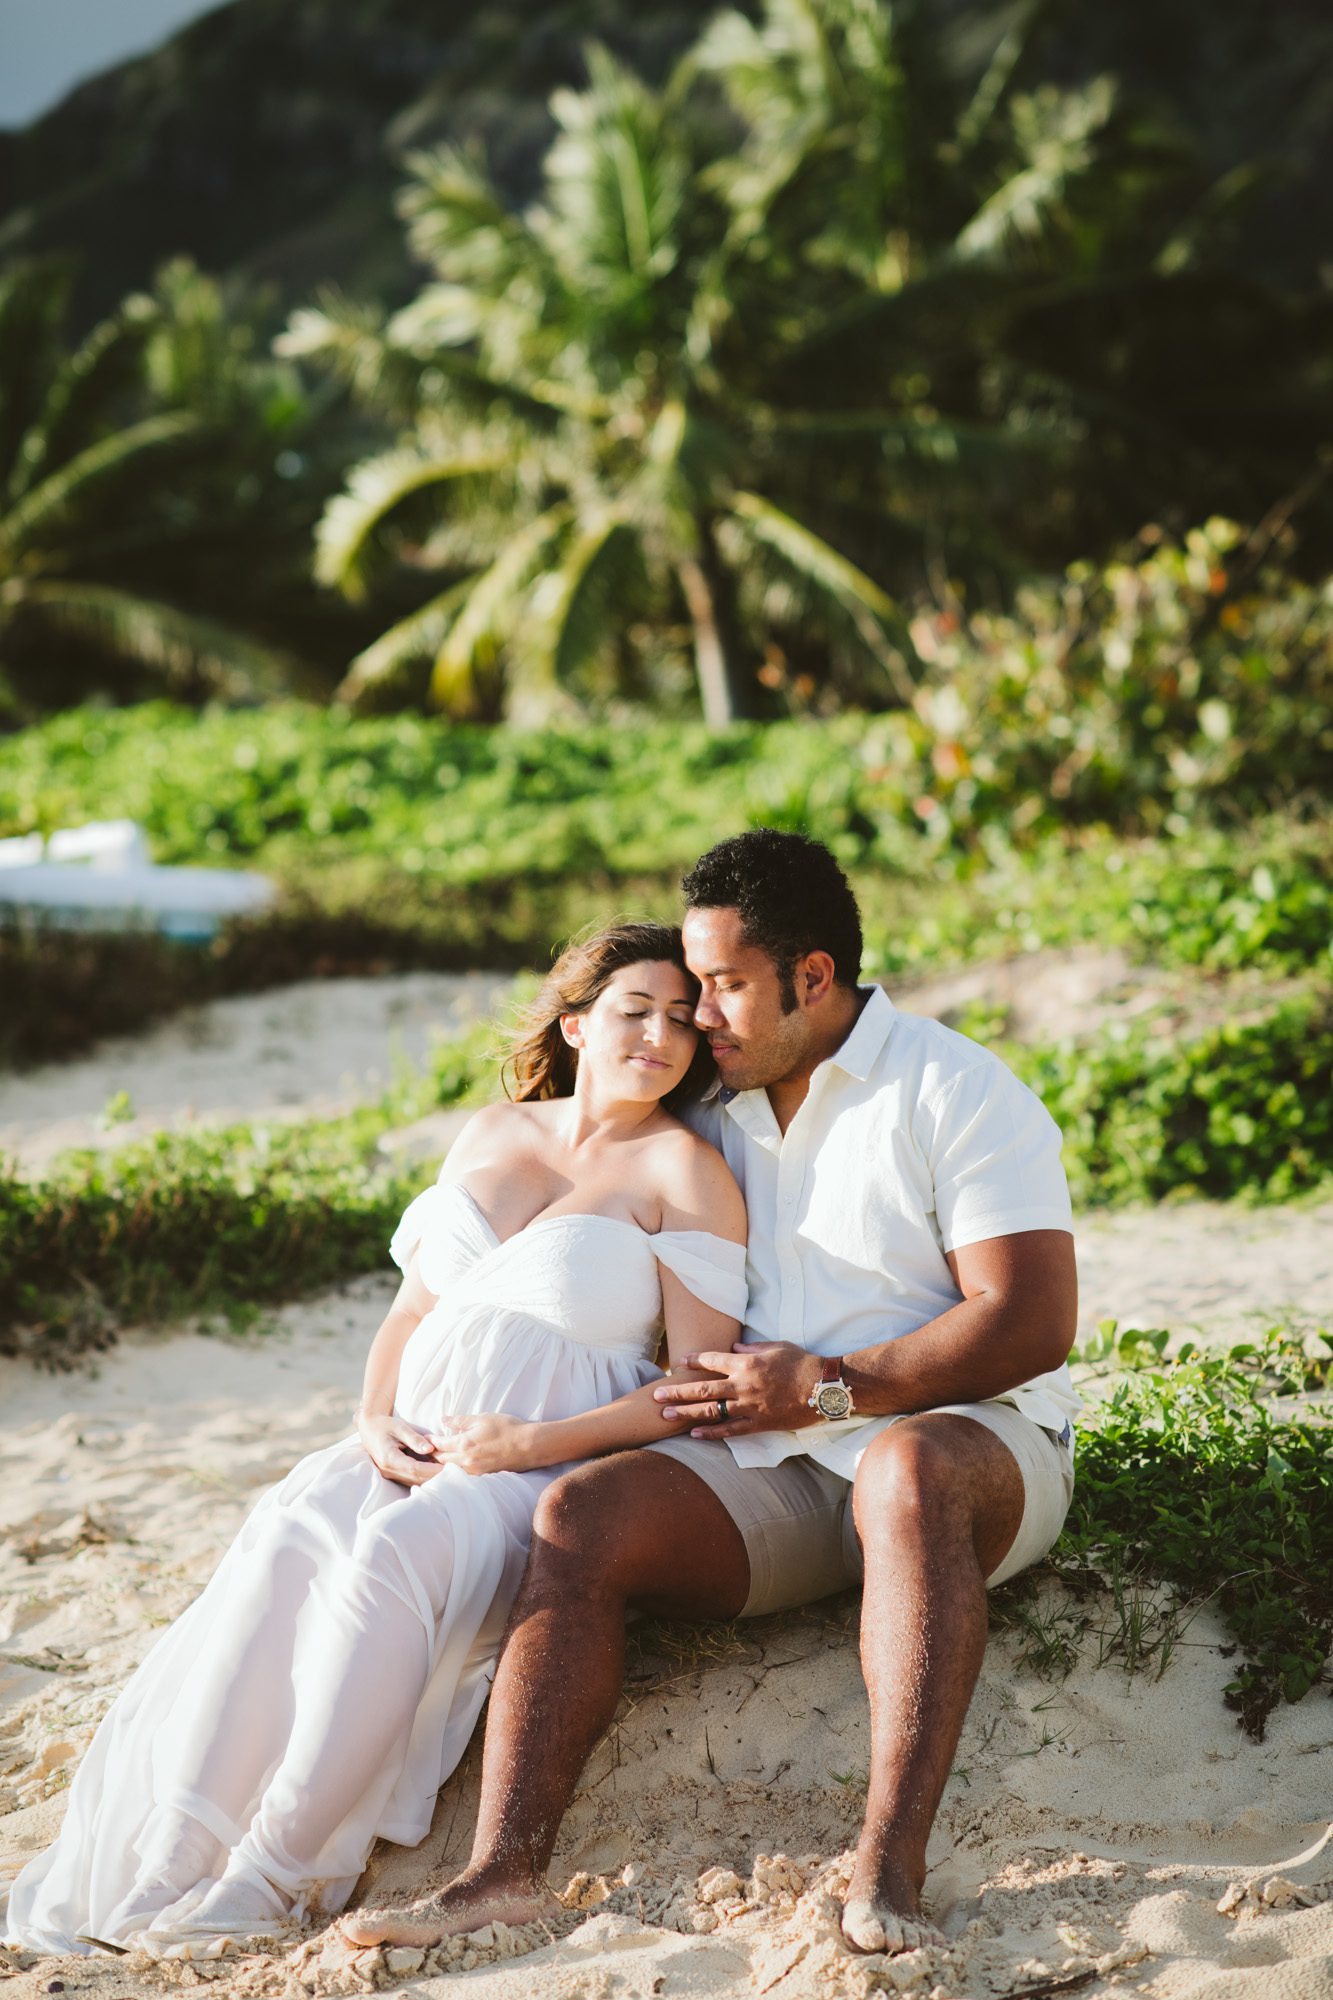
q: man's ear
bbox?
[797,950,837,1006]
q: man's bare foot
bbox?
[841,1897,946,1956]
[339,1873,560,1950]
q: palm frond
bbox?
[544,46,688,303]
[951,0,1050,160]
[335,578,473,707]
[16,581,295,697]
[384,284,485,354]
[0,258,73,491]
[953,79,1117,269]
[430,504,574,711]
[691,0,833,135]
[727,489,915,700]
[8,292,159,504]
[1,412,200,559]
[520,513,639,696]
[397,146,546,293]
[691,0,890,256]
[313,440,515,600]
[383,290,589,427]
[277,291,428,420]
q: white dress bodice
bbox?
[391,1178,747,1436]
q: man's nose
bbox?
[694,992,723,1029]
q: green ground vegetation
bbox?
[1001,1322,1333,1740]
[6,990,1333,1367]
[0,1018,498,1365]
[2,511,1330,1061]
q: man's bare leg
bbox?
[341,1451,749,1948]
[840,1414,1025,1955]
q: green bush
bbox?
[0,1021,498,1361]
[857,813,1333,981]
[3,675,1330,1066]
[908,520,1333,840]
[1008,993,1333,1206]
[1048,1325,1333,1738]
[0,1129,414,1362]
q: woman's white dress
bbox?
[2,1179,746,1954]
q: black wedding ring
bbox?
[717,1399,729,1421]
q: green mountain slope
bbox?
[2,0,1329,340]
[0,0,731,330]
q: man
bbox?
[348,829,1079,1957]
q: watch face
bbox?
[815,1383,853,1421]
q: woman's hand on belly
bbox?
[356,1409,447,1485]
[429,1414,536,1476]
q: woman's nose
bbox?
[643,1012,669,1046]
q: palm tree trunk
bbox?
[676,534,755,726]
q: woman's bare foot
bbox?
[339,1872,560,1950]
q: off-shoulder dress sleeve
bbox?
[652,1231,747,1321]
[388,1180,492,1297]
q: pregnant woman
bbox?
[3,922,746,1955]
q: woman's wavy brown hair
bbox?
[504,921,714,1110]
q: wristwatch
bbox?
[807,1356,855,1422]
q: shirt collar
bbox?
[718,985,895,1128]
[826,984,896,1082]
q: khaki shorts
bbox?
[648,1402,1075,1617]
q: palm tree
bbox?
[0,258,304,713]
[285,28,941,725]
[288,0,1204,723]
[711,0,1332,578]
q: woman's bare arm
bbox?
[354,1253,444,1485]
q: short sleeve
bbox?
[925,1060,1073,1254]
[653,1231,748,1319]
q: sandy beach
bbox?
[2,976,1331,1999]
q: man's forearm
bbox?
[840,1289,1074,1418]
[656,1231,1078,1439]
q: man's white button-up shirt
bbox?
[684,985,1079,1480]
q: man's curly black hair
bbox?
[681,828,863,1011]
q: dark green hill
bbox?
[0,0,731,331]
[2,0,1329,339]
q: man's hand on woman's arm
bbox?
[654,1229,1078,1439]
[428,1259,744,1476]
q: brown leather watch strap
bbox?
[819,1356,843,1384]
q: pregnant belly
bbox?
[395,1311,658,1433]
